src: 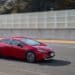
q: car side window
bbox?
[10,40,24,47]
[0,39,12,44]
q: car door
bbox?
[0,39,13,57]
[9,40,25,60]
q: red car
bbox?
[0,37,55,63]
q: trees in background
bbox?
[0,0,75,14]
[0,0,32,14]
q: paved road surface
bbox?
[0,43,75,75]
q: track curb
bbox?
[37,39,75,44]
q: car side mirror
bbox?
[17,44,23,48]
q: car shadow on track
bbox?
[38,59,71,66]
[0,57,71,66]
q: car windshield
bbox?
[21,38,40,46]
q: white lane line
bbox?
[0,72,10,75]
[0,69,47,75]
[18,69,47,75]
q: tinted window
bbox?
[21,38,40,46]
[10,40,24,47]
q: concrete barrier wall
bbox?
[0,29,75,40]
[0,10,75,29]
[0,10,75,40]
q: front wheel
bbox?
[26,52,36,63]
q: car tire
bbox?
[26,51,36,63]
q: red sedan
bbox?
[0,37,55,63]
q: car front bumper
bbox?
[44,52,55,60]
[36,51,55,61]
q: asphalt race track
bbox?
[0,43,75,75]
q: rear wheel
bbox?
[26,52,36,63]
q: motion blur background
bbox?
[0,0,75,40]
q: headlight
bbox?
[51,53,54,56]
[50,52,55,57]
